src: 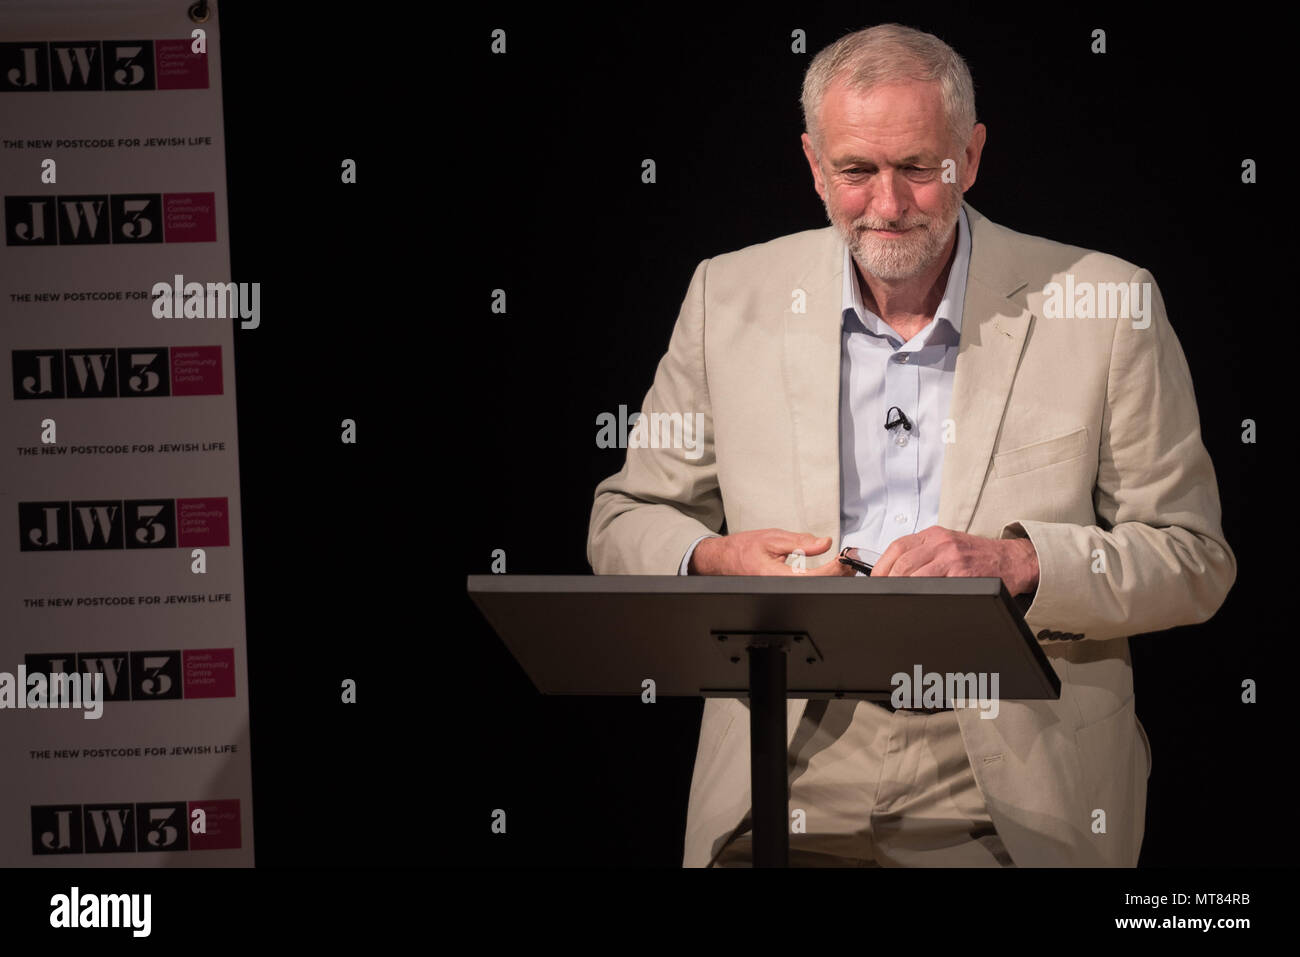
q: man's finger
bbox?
[768,533,830,556]
[873,533,920,577]
[800,535,835,556]
[894,542,946,577]
[906,559,949,578]
[805,557,856,576]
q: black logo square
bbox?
[18,501,70,551]
[56,194,110,244]
[0,42,49,91]
[130,651,182,700]
[48,41,103,91]
[110,193,162,244]
[124,499,175,549]
[64,348,119,397]
[69,499,125,550]
[135,801,188,851]
[23,652,79,706]
[116,347,170,396]
[32,804,83,854]
[12,349,64,399]
[4,195,57,245]
[103,40,154,91]
[78,652,133,702]
[83,804,136,852]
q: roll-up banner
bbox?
[0,0,253,864]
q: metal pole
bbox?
[748,642,789,867]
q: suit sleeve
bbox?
[587,259,726,575]
[1000,267,1237,642]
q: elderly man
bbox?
[587,23,1235,867]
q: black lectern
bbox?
[467,574,1058,867]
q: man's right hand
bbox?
[688,529,856,576]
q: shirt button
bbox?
[898,354,910,363]
[894,514,908,524]
[895,432,909,447]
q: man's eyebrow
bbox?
[834,154,935,167]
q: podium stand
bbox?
[467,574,1059,867]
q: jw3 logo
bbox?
[33,799,242,855]
[20,648,237,704]
[12,345,222,398]
[4,192,216,245]
[18,497,229,551]
[1,38,207,91]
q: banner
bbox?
[0,0,253,864]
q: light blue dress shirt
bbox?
[680,206,971,574]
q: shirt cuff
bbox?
[679,534,718,575]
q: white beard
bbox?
[826,183,962,282]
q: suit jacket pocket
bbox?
[992,426,1089,478]
[1073,696,1141,836]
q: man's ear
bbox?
[960,122,987,193]
[801,132,827,203]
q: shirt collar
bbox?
[841,204,970,349]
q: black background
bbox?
[216,3,1288,868]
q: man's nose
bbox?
[870,170,906,223]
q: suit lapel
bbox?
[936,272,1032,532]
[783,203,1034,543]
[781,231,843,549]
[938,204,1034,532]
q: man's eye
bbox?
[843,166,930,174]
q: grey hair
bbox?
[801,23,976,161]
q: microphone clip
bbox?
[884,406,913,431]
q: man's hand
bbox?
[872,525,1040,596]
[689,529,857,576]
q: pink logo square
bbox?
[171,345,223,395]
[163,192,216,243]
[155,39,209,90]
[188,799,241,850]
[183,648,236,698]
[176,497,229,547]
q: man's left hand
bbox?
[872,525,1039,597]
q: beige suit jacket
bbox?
[586,202,1236,867]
